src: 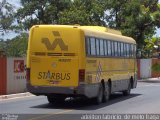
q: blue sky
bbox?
[1,0,160,40]
[156,28,160,37]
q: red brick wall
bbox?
[152,58,160,78]
[0,57,7,95]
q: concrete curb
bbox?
[0,92,34,100]
[138,77,160,83]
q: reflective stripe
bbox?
[96,62,102,81]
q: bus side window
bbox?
[100,39,104,56]
[108,40,111,56]
[128,44,130,57]
[131,44,134,57]
[129,44,132,57]
[96,39,100,56]
[134,44,137,57]
[114,41,118,57]
[127,44,130,57]
[117,42,121,56]
[120,42,124,57]
[118,42,121,56]
[111,41,115,56]
[86,37,91,55]
[90,37,96,56]
[104,40,107,56]
[124,43,127,57]
[126,43,128,57]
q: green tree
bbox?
[105,0,160,48]
[0,0,14,35]
[0,39,7,53]
[5,33,28,57]
[105,0,127,28]
[16,0,71,30]
[142,37,160,58]
[59,0,106,25]
[16,0,107,28]
[15,0,160,53]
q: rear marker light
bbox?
[79,69,85,83]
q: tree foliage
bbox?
[105,0,160,48]
[16,0,108,28]
[0,0,14,34]
[58,0,107,25]
[142,37,160,58]
[16,0,71,30]
[16,0,160,47]
[1,0,160,57]
[0,33,28,57]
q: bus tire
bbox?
[47,96,65,104]
[94,84,103,104]
[102,82,110,103]
[123,81,131,96]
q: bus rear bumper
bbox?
[27,83,99,98]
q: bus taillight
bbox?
[26,68,30,82]
[79,69,85,83]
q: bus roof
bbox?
[79,26,136,44]
[31,25,136,44]
[80,26,122,35]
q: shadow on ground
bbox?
[31,93,141,110]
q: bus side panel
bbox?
[84,57,136,96]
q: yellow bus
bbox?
[26,25,137,104]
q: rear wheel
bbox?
[94,84,103,104]
[123,81,131,96]
[47,96,65,104]
[102,82,110,103]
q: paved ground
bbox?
[0,80,160,120]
